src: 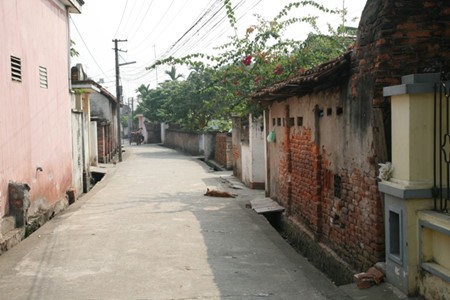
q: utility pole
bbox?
[113,39,135,162]
[130,97,134,129]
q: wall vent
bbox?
[39,66,48,88]
[11,56,22,82]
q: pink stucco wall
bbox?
[0,0,73,218]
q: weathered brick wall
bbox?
[97,126,106,163]
[232,117,242,180]
[215,133,232,169]
[289,129,322,235]
[321,168,384,270]
[285,126,384,270]
[352,0,450,107]
[268,83,384,271]
[257,0,450,278]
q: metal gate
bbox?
[433,72,450,213]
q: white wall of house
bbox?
[89,121,98,166]
[241,115,265,188]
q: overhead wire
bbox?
[127,0,155,41]
[167,0,246,58]
[116,0,138,38]
[133,0,190,54]
[114,0,129,38]
[158,0,247,62]
[159,0,222,58]
[70,16,112,82]
[126,0,226,74]
[121,0,251,83]
[119,0,267,91]
[121,0,224,80]
[126,0,176,53]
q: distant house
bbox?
[72,64,118,173]
[90,83,119,164]
[0,0,84,251]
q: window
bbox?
[11,56,22,82]
[389,210,402,261]
[39,66,48,88]
[334,174,342,199]
[289,117,295,127]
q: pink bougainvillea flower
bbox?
[242,55,252,66]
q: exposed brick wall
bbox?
[321,168,384,270]
[97,126,106,163]
[283,126,384,270]
[214,133,232,169]
[352,0,450,107]
[255,0,450,275]
[289,129,322,235]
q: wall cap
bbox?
[383,73,449,97]
[378,181,433,199]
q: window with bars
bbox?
[39,66,48,88]
[11,56,22,82]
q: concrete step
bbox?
[251,198,285,214]
[0,227,25,256]
[0,216,16,235]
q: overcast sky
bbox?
[70,0,367,101]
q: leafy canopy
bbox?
[137,1,356,132]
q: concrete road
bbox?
[0,144,352,300]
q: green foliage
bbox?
[164,66,184,81]
[70,40,79,57]
[121,115,129,128]
[139,1,356,132]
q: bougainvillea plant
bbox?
[140,1,356,131]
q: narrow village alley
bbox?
[0,144,404,300]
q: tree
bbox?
[140,1,356,131]
[164,66,184,81]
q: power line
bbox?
[160,0,222,58]
[114,0,129,38]
[117,0,138,38]
[127,0,155,41]
[70,16,111,82]
[126,0,176,53]
[111,0,266,82]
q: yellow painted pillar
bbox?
[380,73,441,295]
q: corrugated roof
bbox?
[251,51,352,102]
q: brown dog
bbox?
[204,188,236,198]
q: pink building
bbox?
[0,0,83,242]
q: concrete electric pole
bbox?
[113,39,135,162]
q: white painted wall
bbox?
[89,121,98,166]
